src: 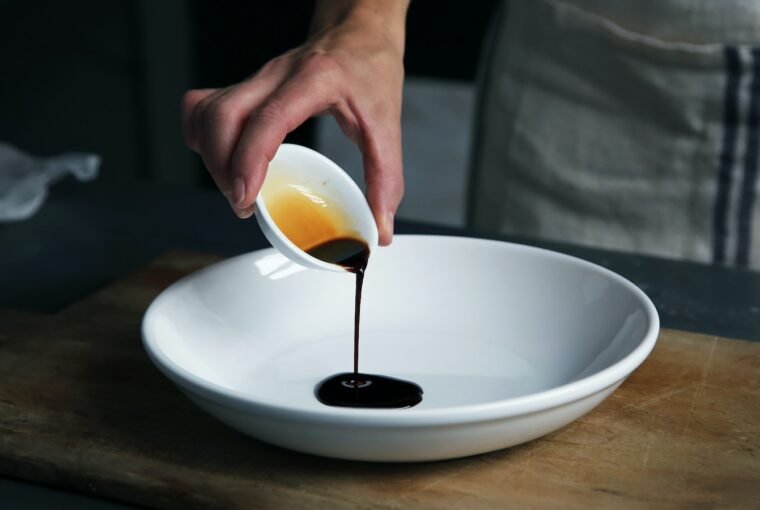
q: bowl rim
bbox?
[142,235,659,427]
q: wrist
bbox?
[309,0,409,57]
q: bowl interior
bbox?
[144,236,654,411]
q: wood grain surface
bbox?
[0,251,758,509]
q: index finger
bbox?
[229,63,340,208]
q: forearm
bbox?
[309,0,410,56]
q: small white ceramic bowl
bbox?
[142,236,659,462]
[254,143,378,272]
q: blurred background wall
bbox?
[0,0,498,226]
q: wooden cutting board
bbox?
[1,251,758,509]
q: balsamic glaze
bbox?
[315,372,423,409]
[307,237,423,409]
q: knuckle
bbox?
[194,92,216,118]
[300,49,342,82]
[390,173,405,197]
[255,60,277,78]
[256,99,286,124]
[259,54,287,74]
[202,97,238,125]
[367,162,404,197]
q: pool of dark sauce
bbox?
[307,237,423,408]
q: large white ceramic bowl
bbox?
[142,236,659,462]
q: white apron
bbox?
[469,0,760,269]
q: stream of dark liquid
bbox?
[307,237,423,408]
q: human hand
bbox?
[181,1,409,245]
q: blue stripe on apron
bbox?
[713,47,741,265]
[736,48,760,267]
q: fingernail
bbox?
[233,177,246,206]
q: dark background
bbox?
[0,0,498,188]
